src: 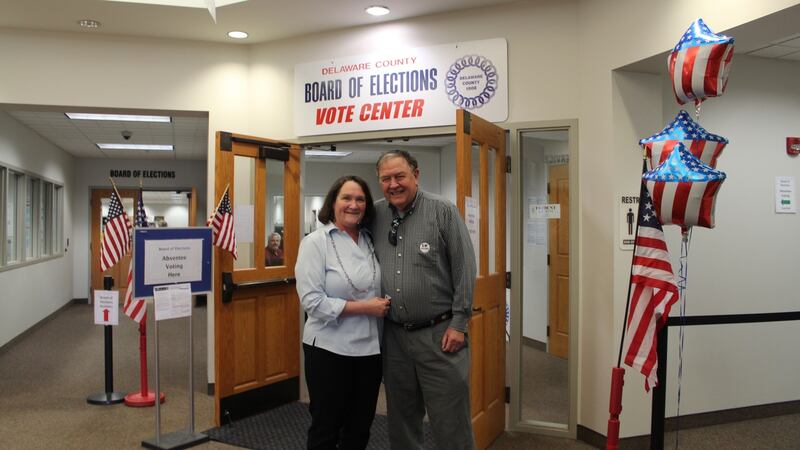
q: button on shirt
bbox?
[295,223,381,356]
[371,191,476,332]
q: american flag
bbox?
[639,110,728,170]
[668,18,734,105]
[210,189,238,259]
[100,190,132,272]
[123,188,147,323]
[622,184,680,390]
[644,142,726,229]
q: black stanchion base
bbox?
[86,391,126,405]
[141,430,208,450]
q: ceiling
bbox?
[0,0,519,45]
[2,105,208,160]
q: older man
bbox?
[265,232,284,266]
[371,149,477,450]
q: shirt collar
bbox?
[389,190,422,216]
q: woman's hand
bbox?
[363,297,391,317]
[341,297,391,317]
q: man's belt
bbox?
[387,311,453,331]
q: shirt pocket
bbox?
[413,241,439,268]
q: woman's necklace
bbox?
[329,231,376,293]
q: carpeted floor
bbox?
[2,303,800,449]
[204,402,435,450]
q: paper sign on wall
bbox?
[153,283,192,321]
[775,176,796,213]
[94,290,119,326]
[529,204,560,219]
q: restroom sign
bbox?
[619,194,639,250]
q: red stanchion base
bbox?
[124,391,166,407]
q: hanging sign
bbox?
[294,38,508,136]
[94,290,119,325]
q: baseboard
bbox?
[72,298,89,304]
[522,336,547,352]
[207,383,215,396]
[578,399,800,448]
[0,300,83,355]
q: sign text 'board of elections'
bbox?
[294,38,508,136]
[94,290,119,326]
[134,227,212,298]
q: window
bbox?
[5,170,21,264]
[0,165,63,269]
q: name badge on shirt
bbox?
[419,242,431,254]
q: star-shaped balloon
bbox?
[668,18,735,106]
[643,142,726,230]
[639,110,728,169]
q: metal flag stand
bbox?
[141,295,208,450]
[87,276,127,405]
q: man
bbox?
[371,149,477,450]
[265,232,284,266]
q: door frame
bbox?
[507,120,579,437]
[88,186,198,297]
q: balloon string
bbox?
[694,101,702,122]
[676,227,691,449]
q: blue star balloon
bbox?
[643,142,726,230]
[639,110,728,170]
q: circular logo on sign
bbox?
[419,242,431,254]
[445,55,498,110]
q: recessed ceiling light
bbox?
[227,31,249,39]
[304,150,352,158]
[66,113,171,123]
[78,19,101,29]
[97,143,174,151]
[365,5,390,16]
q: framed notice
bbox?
[133,227,213,298]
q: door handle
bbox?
[221,272,234,303]
[472,306,483,312]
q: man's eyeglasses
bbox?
[388,217,402,246]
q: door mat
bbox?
[204,402,435,449]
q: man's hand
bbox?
[441,327,465,353]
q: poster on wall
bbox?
[294,38,508,136]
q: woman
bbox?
[295,175,390,450]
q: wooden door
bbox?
[90,188,137,296]
[456,110,506,450]
[214,132,301,424]
[547,164,569,358]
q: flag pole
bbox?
[616,156,649,367]
[125,181,165,407]
[606,155,648,450]
[213,183,231,215]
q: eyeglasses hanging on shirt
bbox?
[388,203,416,246]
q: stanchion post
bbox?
[650,325,668,450]
[87,276,126,405]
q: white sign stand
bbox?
[142,285,207,450]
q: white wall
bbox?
[0,111,74,347]
[659,55,800,413]
[71,158,207,299]
[581,0,800,436]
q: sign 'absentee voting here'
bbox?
[134,227,212,298]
